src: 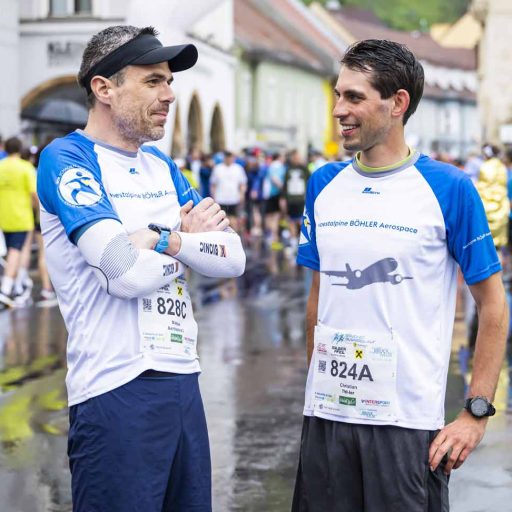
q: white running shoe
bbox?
[36,289,58,308]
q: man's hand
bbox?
[428,410,487,474]
[129,228,159,250]
[179,198,229,233]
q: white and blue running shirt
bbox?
[37,130,201,406]
[297,151,500,430]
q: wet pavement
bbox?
[0,249,511,512]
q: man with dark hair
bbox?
[293,39,507,511]
[0,137,37,310]
[37,25,245,511]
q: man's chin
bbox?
[342,139,361,151]
[145,127,166,142]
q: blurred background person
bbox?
[210,150,247,233]
[0,135,7,160]
[476,144,509,253]
[186,147,202,186]
[249,150,270,237]
[244,149,261,238]
[0,137,37,310]
[199,153,214,198]
[307,149,326,174]
[281,149,308,255]
[176,157,199,191]
[505,148,512,271]
[466,143,509,351]
[464,150,483,184]
[264,152,285,250]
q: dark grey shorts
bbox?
[292,416,449,512]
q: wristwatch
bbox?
[148,223,171,253]
[464,396,496,418]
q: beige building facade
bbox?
[472,0,512,144]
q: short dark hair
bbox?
[482,143,500,158]
[78,25,158,108]
[341,39,424,125]
[5,137,22,155]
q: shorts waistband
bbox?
[138,370,179,379]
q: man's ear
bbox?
[392,89,410,120]
[90,76,113,106]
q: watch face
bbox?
[470,398,488,417]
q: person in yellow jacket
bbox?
[476,144,509,250]
[175,157,199,190]
[0,137,38,309]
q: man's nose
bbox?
[161,83,175,104]
[333,98,348,119]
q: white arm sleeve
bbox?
[77,219,184,299]
[174,230,246,278]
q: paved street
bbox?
[0,250,511,512]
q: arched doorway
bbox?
[21,76,88,145]
[209,103,226,153]
[187,93,203,153]
[171,102,184,157]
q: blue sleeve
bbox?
[296,162,350,271]
[37,137,120,243]
[296,178,320,270]
[141,146,202,206]
[416,156,501,285]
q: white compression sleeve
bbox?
[77,219,184,299]
[173,230,246,278]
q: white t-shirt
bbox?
[37,130,202,406]
[210,162,247,205]
[297,151,500,430]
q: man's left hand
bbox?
[428,410,487,474]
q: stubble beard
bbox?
[114,108,164,147]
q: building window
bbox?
[49,0,92,17]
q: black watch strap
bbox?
[464,396,496,417]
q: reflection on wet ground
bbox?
[0,247,511,511]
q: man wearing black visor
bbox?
[37,26,246,511]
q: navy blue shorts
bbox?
[3,231,28,250]
[68,372,211,512]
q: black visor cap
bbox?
[81,33,198,94]
[131,43,198,71]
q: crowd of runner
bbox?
[1,131,512,314]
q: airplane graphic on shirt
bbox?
[323,257,413,289]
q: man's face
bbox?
[333,66,395,152]
[109,62,175,146]
[290,151,302,166]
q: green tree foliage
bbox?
[301,0,470,31]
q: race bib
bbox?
[138,277,198,358]
[311,323,397,422]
